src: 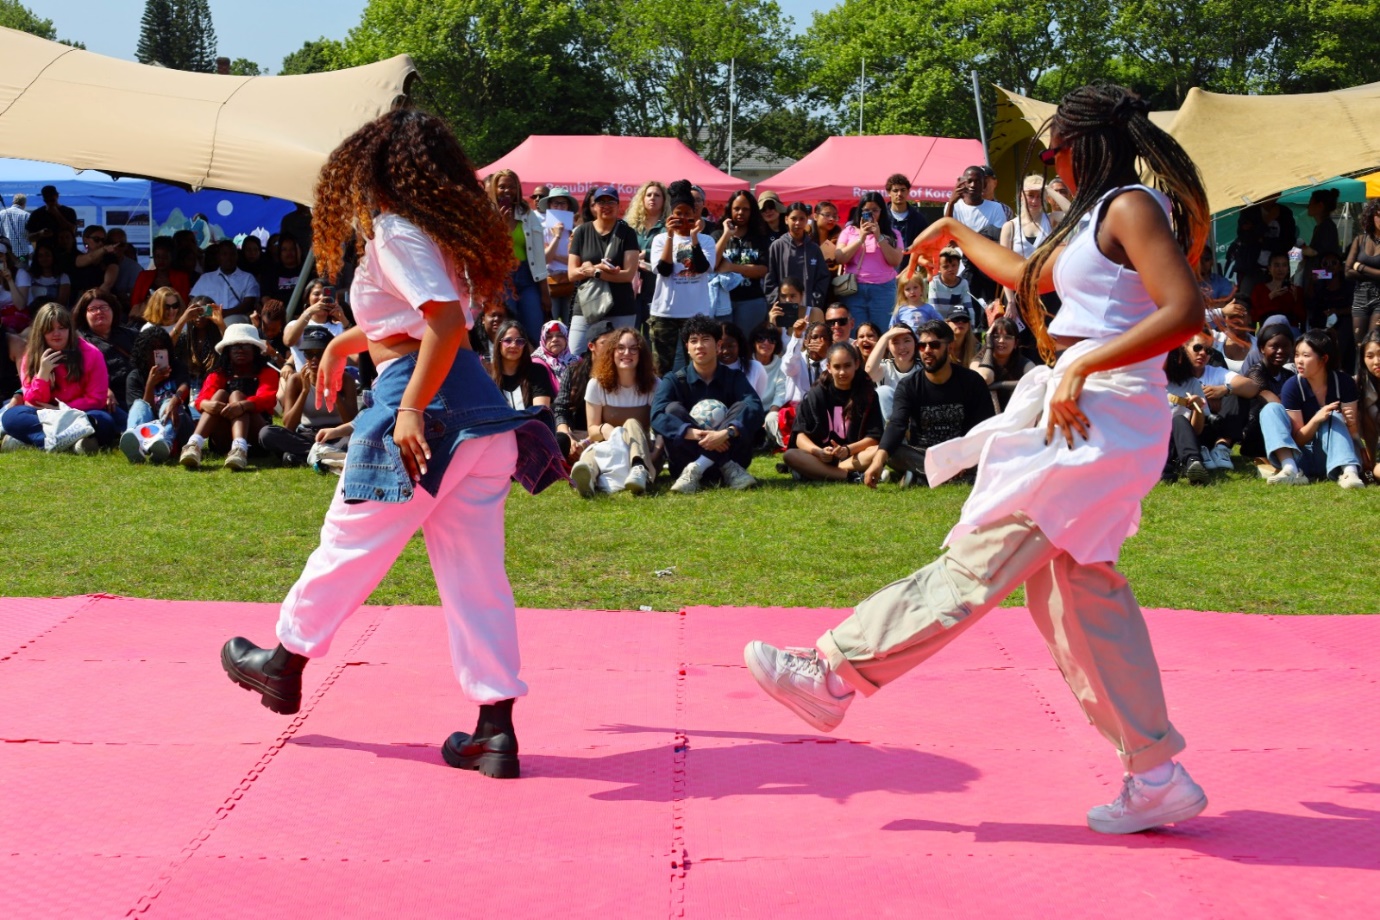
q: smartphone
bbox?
[153,349,170,369]
[1313,269,1332,280]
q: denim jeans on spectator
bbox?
[731,297,769,336]
[876,385,896,422]
[660,400,753,480]
[504,262,546,343]
[127,398,191,446]
[569,313,638,360]
[844,278,898,332]
[1,405,120,448]
[647,317,690,377]
[1259,401,1359,478]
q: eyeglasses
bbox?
[1189,344,1207,353]
[1038,146,1066,166]
[614,344,639,354]
[825,317,851,326]
[500,337,526,346]
[917,340,946,351]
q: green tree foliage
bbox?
[745,108,834,162]
[1,0,85,47]
[340,0,619,164]
[229,58,264,77]
[279,38,347,76]
[135,0,217,72]
[596,0,796,167]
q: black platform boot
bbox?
[221,638,309,714]
[443,698,520,779]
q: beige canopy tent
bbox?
[0,27,415,206]
[990,82,1380,214]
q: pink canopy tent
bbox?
[480,135,747,207]
[759,135,986,208]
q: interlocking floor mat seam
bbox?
[123,610,386,917]
[669,607,689,918]
[1,594,109,663]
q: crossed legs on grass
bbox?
[744,513,1206,833]
[221,432,527,779]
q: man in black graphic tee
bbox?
[865,319,994,486]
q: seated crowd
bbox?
[2,174,1377,492]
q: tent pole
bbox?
[859,58,865,135]
[971,70,989,164]
[728,58,735,176]
[285,246,316,322]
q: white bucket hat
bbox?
[215,323,268,354]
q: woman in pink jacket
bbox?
[1,302,116,452]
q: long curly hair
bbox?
[312,108,515,310]
[624,181,668,234]
[592,327,657,395]
[1019,83,1209,364]
[1360,199,1380,242]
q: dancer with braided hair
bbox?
[220,110,565,779]
[745,84,1213,833]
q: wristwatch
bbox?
[727,424,739,439]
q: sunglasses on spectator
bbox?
[1189,344,1207,353]
[917,340,946,350]
[500,337,526,346]
[753,333,776,342]
[1038,146,1066,165]
[825,317,850,326]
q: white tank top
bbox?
[1008,213,1052,259]
[1048,184,1171,340]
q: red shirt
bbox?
[195,365,279,414]
[1250,283,1306,328]
[132,269,192,311]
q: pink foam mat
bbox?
[1,595,1376,918]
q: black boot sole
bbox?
[442,732,520,779]
[220,643,302,715]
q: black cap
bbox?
[299,325,335,351]
[584,319,618,343]
[944,304,972,322]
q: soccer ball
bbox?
[689,399,728,429]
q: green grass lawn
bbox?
[2,450,1377,615]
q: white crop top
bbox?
[350,212,472,342]
[1048,184,1171,340]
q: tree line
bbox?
[6,0,1378,167]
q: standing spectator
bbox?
[1345,200,1380,347]
[131,237,192,315]
[713,190,773,334]
[261,233,308,306]
[864,319,994,487]
[70,225,121,299]
[626,180,668,327]
[24,185,77,250]
[758,191,786,241]
[645,181,717,375]
[529,185,551,219]
[105,228,143,302]
[568,185,641,356]
[0,240,32,333]
[1249,253,1306,330]
[191,240,260,318]
[998,176,1056,293]
[180,324,279,471]
[26,240,70,307]
[885,173,931,254]
[651,313,763,493]
[259,326,356,466]
[1233,198,1297,297]
[782,341,883,483]
[486,169,550,342]
[120,326,193,464]
[765,203,829,317]
[928,247,976,321]
[538,187,578,325]
[0,303,116,453]
[691,185,719,236]
[835,192,904,330]
[1309,251,1353,372]
[811,200,842,270]
[979,166,1013,220]
[571,326,659,496]
[0,193,32,262]
[1302,188,1341,266]
[943,166,1008,305]
[1259,329,1364,487]
[74,288,137,414]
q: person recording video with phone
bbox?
[283,278,351,369]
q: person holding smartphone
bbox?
[120,326,192,463]
[645,181,718,375]
[283,278,349,368]
[713,191,773,335]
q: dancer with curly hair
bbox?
[220,109,566,780]
[745,83,1214,833]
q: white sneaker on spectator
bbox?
[1337,468,1365,490]
[897,470,916,489]
[1209,442,1234,470]
[179,441,202,470]
[119,429,145,464]
[743,641,853,733]
[570,457,597,498]
[1087,763,1207,834]
[73,435,99,455]
[1265,467,1308,485]
[670,462,704,494]
[224,445,248,471]
[624,464,648,495]
[0,434,27,452]
[879,469,892,484]
[720,460,757,490]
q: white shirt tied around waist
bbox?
[926,338,1169,567]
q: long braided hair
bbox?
[1019,83,1210,364]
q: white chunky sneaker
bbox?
[224,444,248,471]
[1337,469,1365,490]
[670,462,704,494]
[570,456,597,498]
[1265,466,1308,485]
[743,641,854,732]
[1087,763,1208,834]
[180,441,202,470]
[720,460,757,490]
[624,463,648,495]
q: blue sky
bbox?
[47,1,833,71]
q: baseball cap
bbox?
[944,304,972,322]
[300,326,336,351]
[592,185,619,203]
[584,319,618,342]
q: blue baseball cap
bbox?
[592,185,620,203]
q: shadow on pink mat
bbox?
[290,728,982,803]
[885,793,1380,869]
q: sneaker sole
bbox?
[743,641,843,733]
[119,431,145,464]
[180,453,200,470]
[219,644,301,715]
[571,463,595,497]
[624,474,646,495]
[148,441,171,463]
[1087,791,1208,835]
[1185,461,1210,485]
[442,732,521,779]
